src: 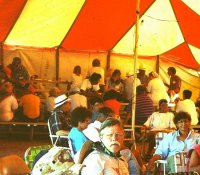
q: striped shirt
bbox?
[126,94,154,125]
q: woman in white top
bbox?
[70,65,83,90]
[0,81,18,121]
[147,71,169,106]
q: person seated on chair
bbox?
[80,73,101,98]
[82,110,144,175]
[17,86,40,122]
[48,94,72,136]
[89,96,103,123]
[0,81,18,122]
[146,111,200,174]
[141,99,176,160]
[69,107,92,154]
[83,107,115,142]
[80,118,129,175]
[175,89,199,125]
[187,140,200,174]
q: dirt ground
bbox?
[0,134,51,158]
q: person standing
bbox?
[165,67,181,101]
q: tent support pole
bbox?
[55,47,60,86]
[132,0,140,135]
[106,50,111,70]
[156,55,160,74]
[0,42,3,65]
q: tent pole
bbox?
[132,0,140,136]
[0,42,3,65]
[55,47,60,86]
[156,55,160,74]
[106,50,111,70]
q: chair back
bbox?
[24,144,52,170]
[0,155,30,175]
[155,132,168,148]
[169,172,199,175]
[47,119,74,158]
[174,151,188,173]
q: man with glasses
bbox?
[146,112,200,174]
[81,117,129,175]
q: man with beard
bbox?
[81,118,129,175]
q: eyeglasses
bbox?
[103,133,124,139]
[177,119,190,124]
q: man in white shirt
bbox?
[68,87,87,111]
[124,70,141,101]
[175,89,198,125]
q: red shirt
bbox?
[103,99,121,115]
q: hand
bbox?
[146,161,155,171]
[69,163,86,174]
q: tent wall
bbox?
[2,48,199,101]
[59,50,108,81]
[3,46,56,80]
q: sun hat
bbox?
[54,94,71,108]
[138,64,146,70]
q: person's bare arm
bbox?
[189,150,200,173]
[146,154,161,171]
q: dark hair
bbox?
[89,73,101,83]
[99,118,123,133]
[173,111,191,124]
[183,90,192,99]
[103,89,119,101]
[12,57,21,64]
[89,96,103,106]
[168,67,176,74]
[73,65,81,74]
[92,59,100,67]
[71,107,92,127]
[136,85,147,95]
[99,107,114,117]
[159,99,168,107]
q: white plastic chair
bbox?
[47,120,74,158]
[154,132,168,175]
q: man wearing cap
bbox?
[124,70,141,101]
[137,64,148,87]
[81,118,129,175]
[48,94,72,136]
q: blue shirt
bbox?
[154,130,200,159]
[69,127,88,154]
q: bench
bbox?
[0,121,48,141]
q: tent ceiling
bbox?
[0,0,199,69]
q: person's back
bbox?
[0,81,18,121]
[147,72,169,105]
[20,93,40,119]
[68,88,87,111]
[124,73,141,101]
[176,90,198,125]
[0,95,18,122]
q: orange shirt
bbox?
[20,94,40,119]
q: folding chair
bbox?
[174,151,188,173]
[154,132,168,175]
[124,128,137,150]
[24,145,52,170]
[47,120,74,158]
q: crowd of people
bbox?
[0,56,200,174]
